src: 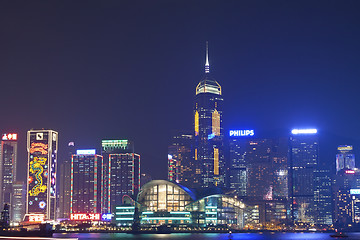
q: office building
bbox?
[289,128,318,224]
[336,145,355,173]
[168,133,197,187]
[12,181,25,223]
[70,149,103,214]
[26,130,58,220]
[313,169,332,225]
[101,140,140,213]
[193,42,225,188]
[228,130,254,196]
[0,133,17,217]
[246,138,288,200]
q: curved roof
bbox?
[196,76,221,95]
[137,180,197,201]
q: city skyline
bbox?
[1,1,360,181]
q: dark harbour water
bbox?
[53,232,360,240]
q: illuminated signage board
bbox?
[28,214,45,222]
[346,170,355,174]
[70,213,101,221]
[76,149,96,155]
[350,189,360,195]
[208,133,215,140]
[2,133,17,141]
[338,145,353,151]
[229,130,254,137]
[101,213,112,221]
[291,129,317,135]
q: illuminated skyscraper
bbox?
[336,145,355,173]
[26,130,58,220]
[0,133,17,212]
[58,142,75,219]
[289,129,318,224]
[101,140,140,213]
[194,42,225,188]
[168,133,197,187]
[70,149,103,214]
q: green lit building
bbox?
[114,180,254,228]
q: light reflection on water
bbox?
[54,232,360,240]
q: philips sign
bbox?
[229,130,254,137]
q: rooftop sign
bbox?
[2,133,17,141]
[291,129,317,135]
[338,145,353,151]
[76,149,96,155]
[229,130,254,137]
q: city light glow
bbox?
[291,129,317,134]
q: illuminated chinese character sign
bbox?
[27,130,58,220]
[2,133,17,141]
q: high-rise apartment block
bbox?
[0,133,17,217]
[26,130,58,220]
[70,149,103,214]
[193,43,225,188]
[101,140,140,213]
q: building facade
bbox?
[168,133,196,187]
[26,130,58,220]
[101,140,140,214]
[289,129,318,224]
[336,145,355,173]
[12,181,25,223]
[193,43,225,188]
[70,149,103,214]
[245,138,288,200]
[0,133,18,218]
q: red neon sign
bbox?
[28,214,45,222]
[30,143,48,155]
[346,170,355,174]
[2,133,17,141]
[70,213,101,221]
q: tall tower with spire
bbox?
[193,42,225,188]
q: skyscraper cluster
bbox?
[166,43,357,228]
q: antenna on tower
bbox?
[205,41,210,74]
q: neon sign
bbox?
[2,133,17,141]
[30,143,48,154]
[346,170,355,174]
[29,157,47,196]
[291,129,317,134]
[101,213,112,221]
[208,133,215,140]
[76,149,96,155]
[229,130,254,137]
[351,189,360,195]
[28,214,45,222]
[70,213,101,221]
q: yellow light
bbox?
[195,111,199,136]
[214,148,219,175]
[212,109,220,136]
[195,149,197,161]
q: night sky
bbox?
[1,1,360,181]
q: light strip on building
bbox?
[291,129,317,135]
